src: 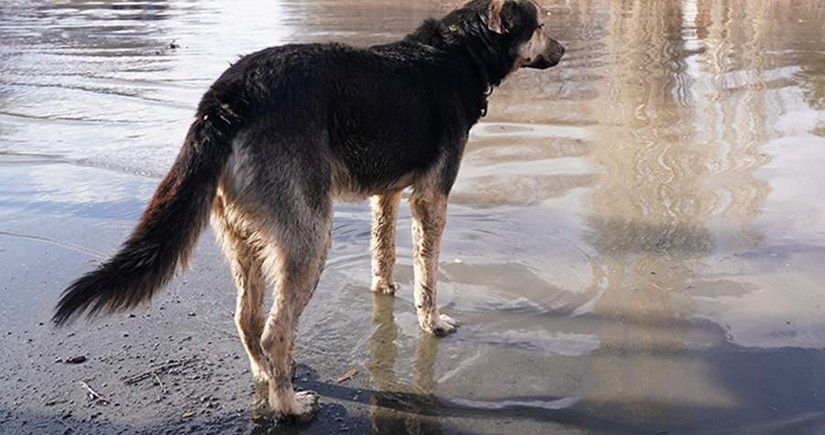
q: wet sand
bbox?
[4,162,825,433]
[3,0,825,434]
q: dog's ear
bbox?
[487,0,508,34]
[487,0,520,34]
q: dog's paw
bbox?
[422,313,459,336]
[257,390,320,423]
[371,280,400,295]
[287,391,320,422]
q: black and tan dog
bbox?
[53,0,564,421]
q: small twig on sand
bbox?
[79,381,109,404]
[153,372,165,392]
[123,357,198,386]
[153,372,166,401]
[336,368,358,383]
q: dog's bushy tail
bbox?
[53,90,240,326]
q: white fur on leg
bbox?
[268,388,319,422]
[410,189,460,337]
[370,192,402,295]
[370,278,400,295]
[212,192,271,384]
[419,312,459,336]
[250,361,269,383]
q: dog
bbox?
[53,0,564,421]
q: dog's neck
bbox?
[403,16,517,120]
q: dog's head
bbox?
[410,0,564,94]
[484,0,565,69]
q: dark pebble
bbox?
[64,355,87,364]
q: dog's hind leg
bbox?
[370,191,402,294]
[257,193,332,421]
[212,193,268,382]
[409,188,459,336]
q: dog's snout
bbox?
[545,38,565,66]
[524,36,564,70]
[549,38,565,57]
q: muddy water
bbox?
[2,0,825,433]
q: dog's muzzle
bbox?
[526,38,565,70]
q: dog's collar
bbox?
[479,84,496,118]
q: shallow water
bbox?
[2,0,825,433]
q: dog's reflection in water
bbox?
[368,294,444,434]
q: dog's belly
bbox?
[327,111,440,200]
[330,157,418,201]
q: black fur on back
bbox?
[205,0,542,195]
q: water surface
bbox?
[2,0,825,433]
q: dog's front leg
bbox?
[410,190,459,336]
[370,191,402,294]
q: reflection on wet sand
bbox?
[368,294,443,434]
[567,0,819,429]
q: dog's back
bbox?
[216,41,472,198]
